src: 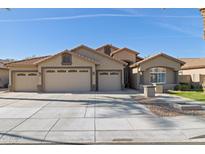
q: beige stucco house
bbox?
[6,44,184,93]
[130,53,185,92]
[0,62,9,88]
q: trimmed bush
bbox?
[174,83,203,91]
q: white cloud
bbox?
[0,13,200,22]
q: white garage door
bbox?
[44,68,91,92]
[98,71,121,91]
[14,72,38,92]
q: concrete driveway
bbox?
[0,90,205,144]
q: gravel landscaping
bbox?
[133,96,205,117]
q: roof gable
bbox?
[130,53,185,68]
[71,45,127,65]
[111,47,139,56]
[35,49,99,65]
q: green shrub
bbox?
[174,83,203,91]
[191,84,203,91]
[174,84,191,91]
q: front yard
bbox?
[169,90,205,102]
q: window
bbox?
[17,73,26,76]
[28,73,37,76]
[100,72,108,75]
[57,70,66,73]
[150,67,166,84]
[110,72,119,75]
[62,53,72,65]
[68,70,77,72]
[46,70,55,73]
[79,70,89,72]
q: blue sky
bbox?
[0,8,204,60]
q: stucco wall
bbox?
[112,50,136,63]
[73,47,125,69]
[73,47,125,86]
[38,53,96,89]
[0,69,9,87]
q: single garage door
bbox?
[44,68,91,92]
[98,71,121,91]
[14,72,38,92]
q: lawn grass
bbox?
[169,90,205,102]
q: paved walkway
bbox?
[0,90,205,144]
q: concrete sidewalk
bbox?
[0,91,205,144]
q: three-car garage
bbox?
[12,69,122,92]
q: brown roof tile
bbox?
[179,58,205,70]
[130,53,185,68]
[111,47,139,56]
[6,56,51,66]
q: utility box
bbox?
[155,83,164,93]
[143,85,155,97]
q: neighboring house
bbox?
[6,45,127,92]
[6,44,184,93]
[130,53,185,92]
[0,62,9,88]
[179,58,205,86]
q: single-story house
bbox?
[130,53,185,92]
[6,44,185,92]
[0,62,9,88]
[179,58,205,86]
[6,45,127,92]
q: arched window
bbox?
[150,67,166,84]
[62,53,72,65]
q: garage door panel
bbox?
[44,68,91,92]
[98,71,121,91]
[14,72,38,92]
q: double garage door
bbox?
[44,68,91,92]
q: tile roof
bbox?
[110,47,139,56]
[6,56,51,66]
[179,58,205,70]
[71,45,127,65]
[130,52,185,68]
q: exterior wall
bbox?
[112,50,136,63]
[0,69,9,88]
[139,56,181,72]
[130,67,139,89]
[180,68,205,83]
[178,75,192,84]
[38,53,96,91]
[73,47,125,88]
